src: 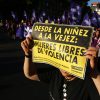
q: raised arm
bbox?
[21,36,39,81]
[86,47,100,94]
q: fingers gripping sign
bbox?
[21,36,34,56]
[85,47,98,69]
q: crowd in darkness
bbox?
[0,0,70,40]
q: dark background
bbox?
[0,0,89,20]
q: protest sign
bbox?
[32,23,93,79]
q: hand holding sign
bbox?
[85,47,98,70]
[21,36,33,56]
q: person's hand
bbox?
[21,36,33,56]
[85,47,99,77]
[85,47,98,69]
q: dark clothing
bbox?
[38,68,100,100]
